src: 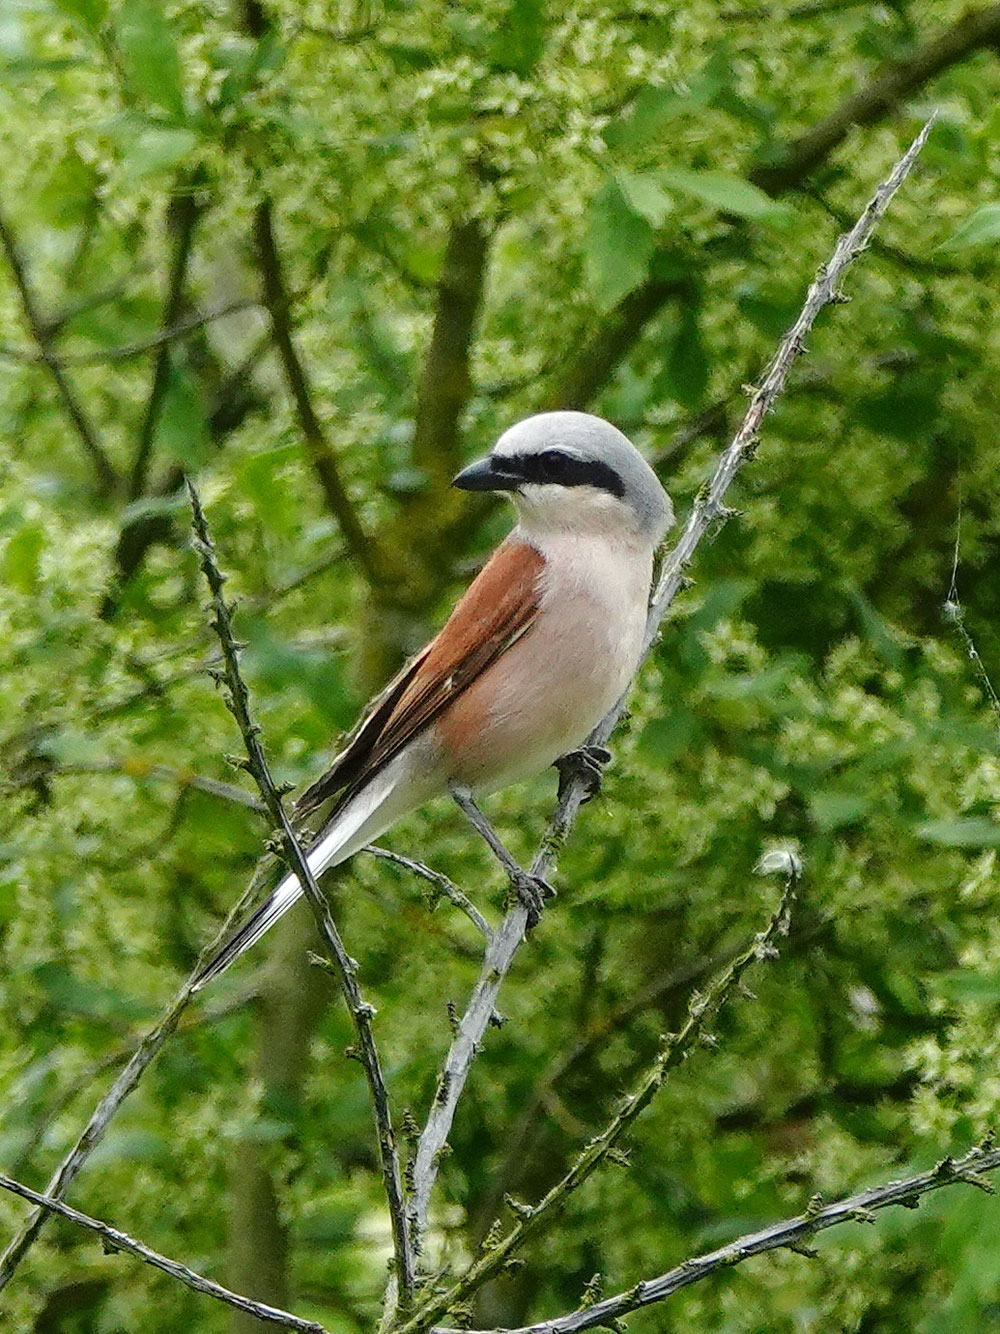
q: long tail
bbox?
[192,767,402,991]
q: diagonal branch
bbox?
[253,198,385,587]
[0,1172,329,1334]
[0,297,262,367]
[400,115,934,1297]
[0,856,273,1292]
[400,859,799,1333]
[750,4,1000,195]
[186,480,416,1308]
[0,203,117,496]
[439,1141,1000,1334]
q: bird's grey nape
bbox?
[492,410,674,543]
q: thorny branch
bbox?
[0,1173,329,1334]
[435,1141,1000,1334]
[399,115,935,1309]
[186,480,416,1308]
[399,860,800,1334]
[0,856,272,1291]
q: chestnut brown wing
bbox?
[295,539,545,818]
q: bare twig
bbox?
[253,198,385,586]
[0,856,272,1291]
[186,480,416,1308]
[0,204,116,495]
[400,116,934,1295]
[944,486,1000,730]
[436,1141,1000,1334]
[400,860,800,1334]
[644,116,936,637]
[0,297,262,366]
[0,1173,329,1333]
[364,845,493,941]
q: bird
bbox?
[193,411,673,989]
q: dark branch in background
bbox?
[253,199,385,587]
[0,203,117,496]
[751,4,1000,195]
[546,275,687,410]
[100,330,273,619]
[0,1174,329,1334]
[485,938,746,1218]
[396,116,934,1324]
[441,1141,1000,1334]
[411,218,489,490]
[186,481,416,1307]
[0,856,274,1292]
[552,5,1000,408]
[400,861,800,1334]
[127,177,203,500]
[43,264,151,339]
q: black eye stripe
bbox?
[501,450,625,498]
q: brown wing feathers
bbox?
[295,539,545,819]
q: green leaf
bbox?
[603,85,688,151]
[584,181,654,310]
[808,789,872,833]
[490,0,545,76]
[935,970,1000,1006]
[52,0,108,33]
[616,170,673,226]
[943,203,1000,250]
[917,818,1000,848]
[659,167,790,222]
[115,0,185,121]
[2,523,44,592]
[120,126,199,179]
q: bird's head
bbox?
[452,411,673,545]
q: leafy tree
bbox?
[3,2,1000,1331]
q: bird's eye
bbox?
[536,449,572,482]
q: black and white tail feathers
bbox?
[192,766,403,990]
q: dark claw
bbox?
[554,745,613,804]
[509,871,556,929]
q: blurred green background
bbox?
[3,1,1000,1330]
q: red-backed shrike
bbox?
[195,411,673,988]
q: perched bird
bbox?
[194,411,672,988]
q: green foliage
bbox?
[2,1,1000,1332]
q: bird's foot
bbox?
[507,870,556,929]
[554,745,612,804]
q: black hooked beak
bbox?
[451,455,521,492]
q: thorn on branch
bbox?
[503,1194,535,1220]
